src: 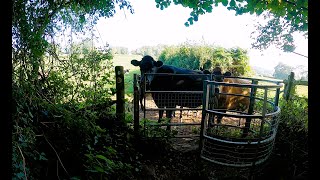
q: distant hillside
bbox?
[251,66,274,77]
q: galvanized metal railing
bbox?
[134,73,212,138]
[199,78,283,168]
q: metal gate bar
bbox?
[199,79,282,168]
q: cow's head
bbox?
[212,67,231,82]
[212,67,232,94]
[131,55,163,86]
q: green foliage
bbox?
[12,43,118,178]
[13,0,133,84]
[251,13,298,52]
[124,69,140,95]
[131,44,169,58]
[111,46,129,55]
[83,121,142,180]
[12,129,36,179]
[84,145,133,179]
[207,126,243,138]
[191,126,201,134]
[154,0,308,52]
[158,42,252,76]
[275,96,308,177]
[12,0,135,178]
[278,96,308,134]
[140,118,177,138]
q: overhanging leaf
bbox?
[221,0,229,6]
[96,154,109,162]
[230,0,236,7]
[93,166,105,172]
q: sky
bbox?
[93,0,308,71]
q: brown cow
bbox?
[211,67,251,127]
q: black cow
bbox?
[137,67,210,112]
[131,55,210,123]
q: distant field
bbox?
[296,85,308,98]
[112,54,142,95]
[251,75,308,98]
[112,54,142,71]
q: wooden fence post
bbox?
[115,66,125,125]
[283,72,295,101]
[133,74,140,138]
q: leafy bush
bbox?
[140,118,178,139]
[274,95,308,178]
[12,43,119,179]
[158,42,253,76]
[83,126,135,180]
[11,0,136,179]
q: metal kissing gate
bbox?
[133,73,213,138]
[133,73,283,167]
[199,78,283,167]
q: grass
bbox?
[112,54,142,71]
[251,75,308,98]
[111,54,141,95]
[124,69,140,95]
[296,85,308,98]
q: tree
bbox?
[300,71,308,81]
[131,45,168,57]
[273,62,293,80]
[12,0,134,179]
[158,43,252,76]
[153,0,308,53]
[111,46,129,54]
[293,65,308,80]
[13,0,133,83]
[228,47,251,76]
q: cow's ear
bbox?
[155,61,163,67]
[131,59,140,66]
[224,72,232,77]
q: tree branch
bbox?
[43,135,70,177]
[292,51,308,58]
[17,144,28,180]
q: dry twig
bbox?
[44,135,70,177]
[17,144,28,180]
